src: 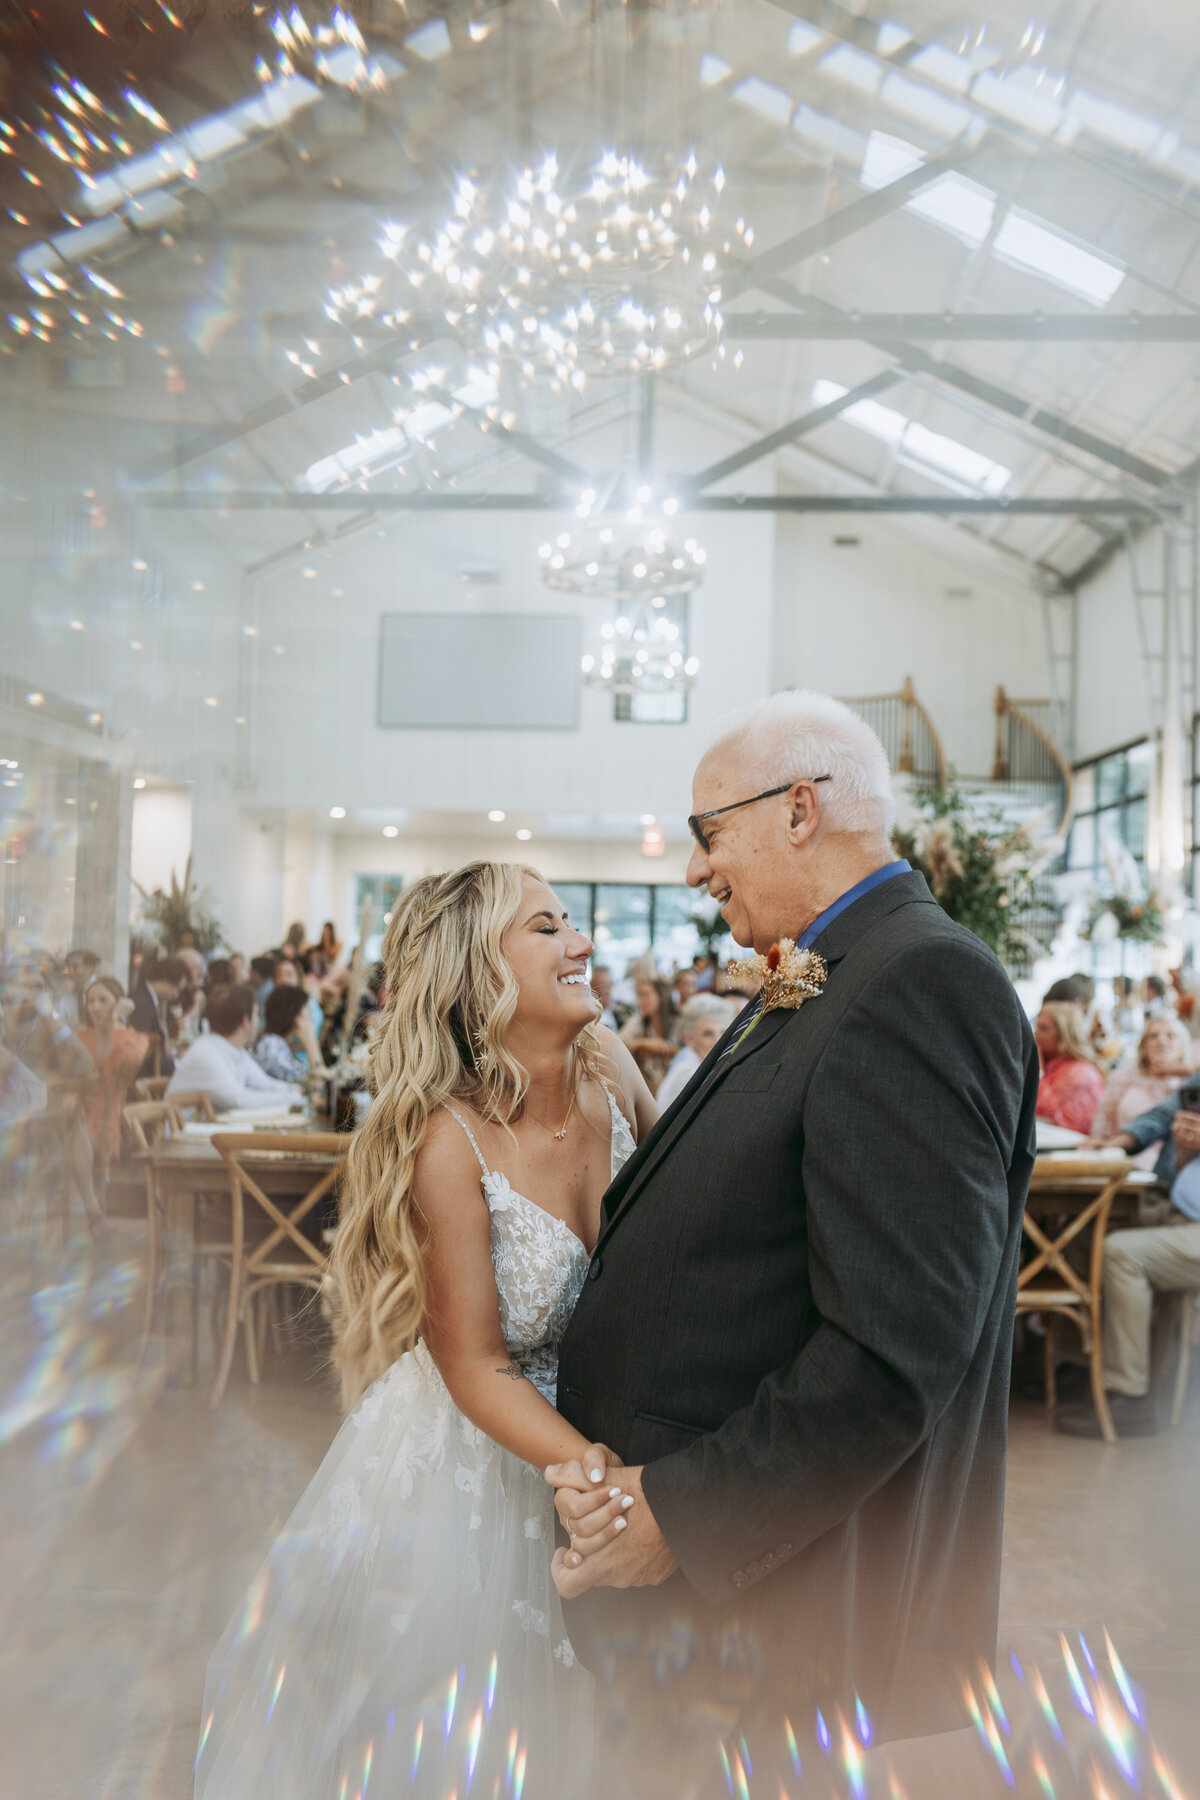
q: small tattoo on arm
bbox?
[495,1363,526,1381]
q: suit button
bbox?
[730,1571,748,1590]
[775,1542,793,1558]
[588,1255,603,1282]
[745,1559,762,1578]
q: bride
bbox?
[195,861,657,1800]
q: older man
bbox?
[550,690,1036,1794]
[167,983,302,1115]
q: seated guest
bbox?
[590,964,618,1032]
[655,994,738,1111]
[167,983,302,1115]
[691,952,716,993]
[1111,974,1144,1041]
[60,947,100,1026]
[1093,1017,1194,1168]
[1142,972,1173,1020]
[77,977,152,1170]
[249,954,275,1015]
[619,976,680,1096]
[3,963,101,1226]
[1042,972,1093,1011]
[0,1002,46,1127]
[674,967,698,1008]
[129,955,189,1078]
[1034,1001,1104,1134]
[1061,1083,1200,1437]
[204,957,235,993]
[228,952,248,984]
[255,985,322,1083]
[317,920,342,965]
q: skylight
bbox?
[907,44,975,95]
[879,70,974,140]
[300,371,498,491]
[819,43,882,96]
[405,18,453,59]
[971,68,1064,138]
[992,210,1125,305]
[698,53,732,88]
[860,133,995,248]
[792,106,866,166]
[812,380,1012,496]
[1060,90,1160,156]
[786,21,825,57]
[730,76,793,125]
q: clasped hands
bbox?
[545,1444,678,1599]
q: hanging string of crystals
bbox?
[325,149,754,390]
[538,519,706,598]
[580,595,700,696]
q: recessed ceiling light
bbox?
[69,619,85,631]
[488,809,506,822]
[243,625,258,637]
[130,640,143,650]
[133,777,146,789]
[639,813,657,825]
[332,588,345,597]
[330,806,346,820]
[516,829,532,841]
[202,696,219,707]
[191,580,205,591]
[382,825,399,838]
[26,692,44,706]
[301,567,317,578]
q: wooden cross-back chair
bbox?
[209,1132,344,1408]
[1016,1160,1129,1444]
[134,1076,170,1103]
[126,1094,220,1357]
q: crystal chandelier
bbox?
[325,150,754,388]
[538,518,706,598]
[580,596,699,695]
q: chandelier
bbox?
[538,518,706,598]
[581,596,699,695]
[325,150,754,388]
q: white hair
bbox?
[678,993,738,1030]
[703,689,896,838]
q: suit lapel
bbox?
[596,872,939,1252]
[598,1006,794,1251]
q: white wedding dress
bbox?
[195,1091,635,1800]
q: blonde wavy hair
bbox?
[332,860,606,1409]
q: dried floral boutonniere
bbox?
[724,939,827,1049]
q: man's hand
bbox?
[546,1461,679,1598]
[1171,1110,1200,1170]
[1081,1132,1137,1152]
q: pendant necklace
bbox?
[527,1069,579,1141]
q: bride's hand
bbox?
[549,1477,636,1565]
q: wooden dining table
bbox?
[141,1119,344,1385]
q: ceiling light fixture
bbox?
[330,805,346,819]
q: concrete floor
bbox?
[3,1223,1198,1799]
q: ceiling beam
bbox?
[717,142,983,302]
[129,490,1170,517]
[685,370,904,492]
[726,312,1200,343]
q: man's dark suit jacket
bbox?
[557,870,1038,1742]
[128,982,172,1078]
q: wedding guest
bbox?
[673,967,697,1007]
[317,920,342,964]
[166,983,302,1115]
[1060,1088,1200,1437]
[1093,1017,1194,1168]
[76,977,151,1173]
[3,963,101,1226]
[204,957,235,992]
[691,952,716,992]
[129,955,189,1077]
[0,1019,46,1127]
[1142,973,1173,1019]
[283,921,308,959]
[654,994,737,1110]
[255,985,311,1083]
[590,964,619,1032]
[228,952,248,984]
[1035,1002,1105,1134]
[1112,974,1145,1041]
[619,977,680,1095]
[60,947,100,1026]
[1042,973,1093,1011]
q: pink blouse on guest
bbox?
[1037,1054,1105,1135]
[1093,1066,1188,1169]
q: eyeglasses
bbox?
[687,776,831,853]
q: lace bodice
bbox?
[447,1092,636,1402]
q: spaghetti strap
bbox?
[444,1105,492,1178]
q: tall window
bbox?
[1067,740,1152,886]
[549,881,730,974]
[353,872,403,962]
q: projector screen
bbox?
[378,613,582,730]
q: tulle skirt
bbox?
[195,1344,593,1800]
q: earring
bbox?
[473,1027,494,1076]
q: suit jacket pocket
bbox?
[631,1408,707,1463]
[720,1059,782,1093]
[634,1409,705,1435]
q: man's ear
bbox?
[786,781,822,844]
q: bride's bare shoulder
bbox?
[413,1105,489,1217]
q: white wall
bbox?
[129,786,193,908]
[1074,530,1159,761]
[772,517,1049,778]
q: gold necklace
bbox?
[526,1072,580,1141]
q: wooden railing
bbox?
[992,687,1075,839]
[839,676,949,789]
